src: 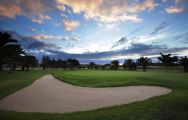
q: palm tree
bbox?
[111,60,119,70]
[126,59,133,71]
[158,53,171,69]
[122,61,127,71]
[89,62,96,69]
[158,53,178,71]
[179,56,188,72]
[0,32,18,71]
[137,57,151,72]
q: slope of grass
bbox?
[53,70,187,89]
[0,70,188,120]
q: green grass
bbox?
[53,70,187,89]
[0,70,50,100]
[0,70,188,120]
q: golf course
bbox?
[0,0,188,119]
[0,69,187,120]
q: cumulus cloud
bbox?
[165,6,184,14]
[127,0,157,13]
[0,0,52,23]
[163,0,184,14]
[56,0,156,23]
[0,0,185,25]
[0,1,23,18]
[0,1,32,17]
[63,20,80,31]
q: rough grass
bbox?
[0,69,188,120]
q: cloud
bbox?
[56,0,156,23]
[28,27,36,32]
[0,0,52,23]
[46,43,188,62]
[128,27,143,36]
[31,34,80,41]
[165,6,184,14]
[31,14,51,24]
[132,21,168,43]
[63,20,80,31]
[127,0,157,13]
[111,21,167,49]
[173,31,188,43]
[0,1,23,18]
[112,37,128,49]
[3,30,58,51]
[175,0,182,4]
[2,30,188,63]
[150,21,167,35]
[65,36,80,41]
[162,0,184,14]
[162,0,183,4]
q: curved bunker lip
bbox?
[0,75,172,113]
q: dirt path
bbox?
[0,75,172,113]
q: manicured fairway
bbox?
[0,70,188,120]
[53,70,187,88]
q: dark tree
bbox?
[158,53,178,71]
[95,65,99,70]
[0,32,20,71]
[126,59,133,71]
[101,65,106,70]
[5,44,25,73]
[61,60,67,70]
[137,57,151,72]
[179,56,188,72]
[41,56,51,70]
[66,59,73,70]
[89,62,96,69]
[56,58,62,69]
[102,64,111,70]
[71,59,80,69]
[122,61,127,71]
[25,55,38,71]
[132,62,137,71]
[111,60,119,70]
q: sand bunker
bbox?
[0,75,172,113]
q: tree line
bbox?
[41,56,80,70]
[0,32,188,73]
[88,54,188,72]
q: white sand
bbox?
[0,75,172,113]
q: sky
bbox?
[0,0,188,64]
